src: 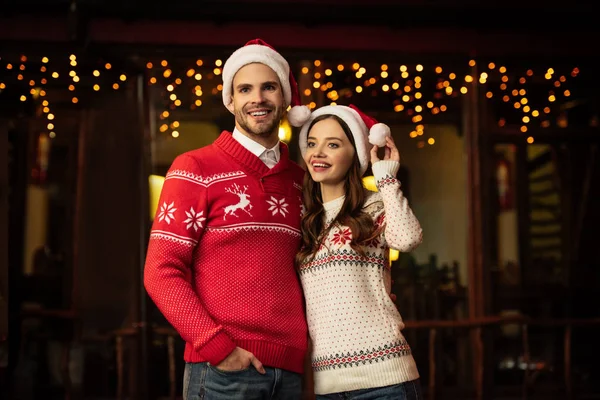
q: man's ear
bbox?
[225,96,235,114]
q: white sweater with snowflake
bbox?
[299,160,423,395]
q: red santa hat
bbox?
[222,38,310,127]
[298,104,391,176]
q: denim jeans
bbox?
[316,379,423,400]
[183,362,302,400]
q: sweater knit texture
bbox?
[299,160,423,394]
[144,131,308,374]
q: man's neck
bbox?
[235,124,279,149]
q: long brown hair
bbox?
[296,114,382,266]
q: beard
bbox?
[235,101,284,138]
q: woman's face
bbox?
[304,118,355,188]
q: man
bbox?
[143,39,311,399]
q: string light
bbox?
[0,53,582,148]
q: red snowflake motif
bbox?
[365,236,381,248]
[332,228,352,245]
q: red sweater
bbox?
[144,131,308,373]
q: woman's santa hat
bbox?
[298,104,391,176]
[222,38,311,127]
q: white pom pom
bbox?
[368,123,391,147]
[287,105,311,127]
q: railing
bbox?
[103,316,600,400]
[403,316,600,400]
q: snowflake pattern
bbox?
[331,227,352,245]
[183,207,206,232]
[158,201,177,224]
[266,196,289,217]
[365,236,381,248]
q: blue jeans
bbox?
[316,379,423,400]
[183,362,302,400]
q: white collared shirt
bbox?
[232,128,280,168]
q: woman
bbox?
[296,104,423,399]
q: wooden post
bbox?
[564,325,572,400]
[428,328,437,400]
[464,57,485,399]
[0,119,8,396]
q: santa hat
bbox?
[298,104,391,176]
[222,38,310,127]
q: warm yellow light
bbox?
[389,249,399,262]
[149,174,165,220]
[278,118,292,143]
[93,70,100,77]
[527,136,534,144]
[120,74,127,81]
[362,176,377,192]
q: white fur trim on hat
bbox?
[287,105,311,127]
[298,106,372,176]
[222,44,291,109]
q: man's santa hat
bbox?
[298,104,391,176]
[222,38,311,127]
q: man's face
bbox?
[227,63,285,142]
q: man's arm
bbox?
[143,154,237,366]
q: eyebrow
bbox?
[307,136,343,141]
[235,81,280,90]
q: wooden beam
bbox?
[1,16,599,57]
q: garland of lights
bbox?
[0,53,581,147]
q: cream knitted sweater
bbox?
[299,160,423,395]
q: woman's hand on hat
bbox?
[370,135,400,164]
